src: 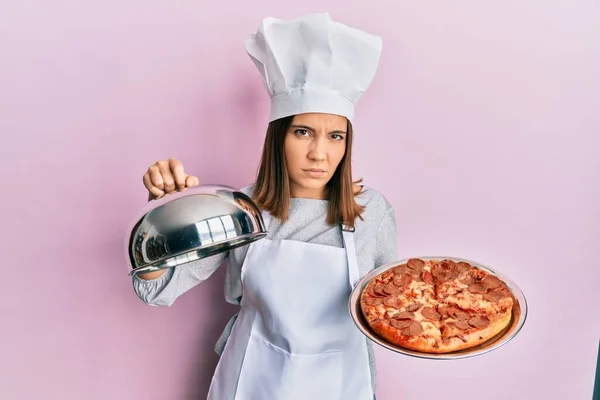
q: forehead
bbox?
[291,113,347,131]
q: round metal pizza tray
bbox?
[348,256,528,360]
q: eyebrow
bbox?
[290,124,347,135]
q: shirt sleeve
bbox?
[374,205,398,268]
[132,252,227,307]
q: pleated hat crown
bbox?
[245,12,383,123]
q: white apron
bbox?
[207,211,373,400]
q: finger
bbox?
[148,165,164,190]
[185,175,199,188]
[157,161,176,193]
[170,159,187,190]
[143,173,165,199]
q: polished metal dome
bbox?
[127,185,267,276]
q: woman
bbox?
[133,13,398,400]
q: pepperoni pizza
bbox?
[360,258,514,353]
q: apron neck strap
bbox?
[261,210,272,231]
[341,225,360,289]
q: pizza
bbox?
[360,258,514,353]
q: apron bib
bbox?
[207,212,372,400]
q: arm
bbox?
[132,251,227,307]
[134,157,227,306]
[374,205,398,267]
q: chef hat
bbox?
[245,12,382,123]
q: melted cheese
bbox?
[420,320,441,340]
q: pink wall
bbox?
[1,1,598,399]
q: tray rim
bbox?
[348,255,528,360]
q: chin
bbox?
[300,180,327,189]
[292,177,330,192]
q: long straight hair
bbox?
[253,115,365,228]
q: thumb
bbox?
[185,175,200,187]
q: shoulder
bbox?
[353,184,396,233]
[239,183,256,197]
[356,185,394,216]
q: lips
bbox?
[302,168,327,179]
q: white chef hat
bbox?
[245,12,382,123]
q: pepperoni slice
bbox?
[384,282,401,295]
[394,311,415,320]
[409,260,425,270]
[411,270,424,282]
[483,291,503,302]
[436,304,449,318]
[408,258,426,270]
[405,303,422,312]
[402,321,424,336]
[467,283,487,294]
[364,296,384,306]
[431,262,444,275]
[393,264,411,275]
[448,268,459,280]
[447,306,469,321]
[482,274,503,290]
[436,269,458,283]
[390,319,412,330]
[456,261,472,272]
[392,276,402,286]
[483,286,511,302]
[393,274,413,287]
[372,283,389,297]
[468,315,490,329]
[458,271,476,285]
[432,261,459,282]
[381,270,396,281]
[499,287,511,297]
[453,320,471,330]
[421,306,441,321]
[383,296,401,307]
[422,270,435,285]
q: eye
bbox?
[294,129,310,137]
[330,133,345,141]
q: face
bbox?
[284,113,348,199]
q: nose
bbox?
[307,136,327,162]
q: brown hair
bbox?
[253,115,365,228]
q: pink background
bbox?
[1,1,599,399]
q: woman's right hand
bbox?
[143,157,200,201]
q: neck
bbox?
[289,183,326,200]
